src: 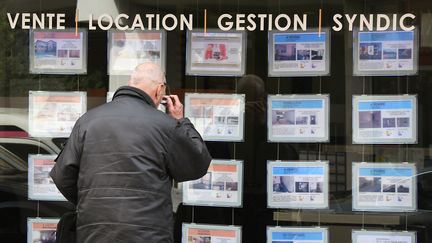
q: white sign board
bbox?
[352,95,417,144]
[352,162,417,212]
[186,29,247,76]
[183,159,243,207]
[185,93,245,141]
[30,29,87,74]
[182,223,242,243]
[353,30,418,76]
[28,154,66,201]
[29,91,87,138]
[108,30,166,75]
[267,161,329,209]
[268,29,330,77]
[268,94,330,143]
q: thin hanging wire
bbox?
[37,201,40,218]
[318,210,321,227]
[361,211,365,229]
[276,208,280,226]
[191,206,195,223]
[405,212,408,231]
[231,208,235,225]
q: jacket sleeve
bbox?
[49,123,83,205]
[165,118,212,182]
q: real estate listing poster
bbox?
[352,230,416,243]
[267,227,328,243]
[267,161,329,209]
[183,160,243,207]
[268,94,330,142]
[28,154,66,201]
[29,29,87,74]
[269,29,330,77]
[186,29,247,76]
[352,162,417,212]
[353,30,418,76]
[184,93,245,141]
[27,218,59,243]
[108,30,166,75]
[352,95,417,144]
[29,91,87,137]
[182,223,241,243]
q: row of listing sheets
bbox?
[28,91,418,145]
[27,218,417,243]
[29,155,418,213]
[29,28,418,76]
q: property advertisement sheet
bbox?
[352,95,417,144]
[354,30,418,76]
[27,218,59,243]
[268,95,329,142]
[182,224,241,243]
[108,30,166,75]
[183,160,243,207]
[268,161,329,209]
[352,162,417,212]
[30,29,87,74]
[29,91,87,137]
[267,227,328,243]
[185,93,245,141]
[352,230,416,243]
[28,154,66,201]
[186,30,246,76]
[269,29,330,76]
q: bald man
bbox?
[50,63,212,243]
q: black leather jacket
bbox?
[50,86,212,243]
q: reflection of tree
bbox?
[0,4,107,105]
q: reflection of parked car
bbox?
[0,108,72,242]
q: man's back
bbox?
[51,86,212,243]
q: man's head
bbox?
[128,62,167,106]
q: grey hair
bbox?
[128,62,166,86]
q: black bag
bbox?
[55,211,77,243]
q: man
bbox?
[50,63,212,242]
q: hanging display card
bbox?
[352,95,417,144]
[27,218,59,243]
[108,30,166,75]
[267,161,329,209]
[182,223,242,243]
[352,162,417,212]
[185,93,245,141]
[268,94,330,143]
[29,29,87,74]
[268,28,330,77]
[353,30,418,76]
[186,29,247,76]
[267,227,329,243]
[29,91,87,137]
[352,230,416,243]
[183,159,243,207]
[28,154,66,201]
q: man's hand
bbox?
[165,95,184,120]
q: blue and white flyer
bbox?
[354,30,418,76]
[267,161,329,209]
[268,95,330,143]
[269,29,330,76]
[352,95,417,144]
[352,162,417,212]
[352,230,416,243]
[267,227,328,243]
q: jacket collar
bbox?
[112,86,156,108]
